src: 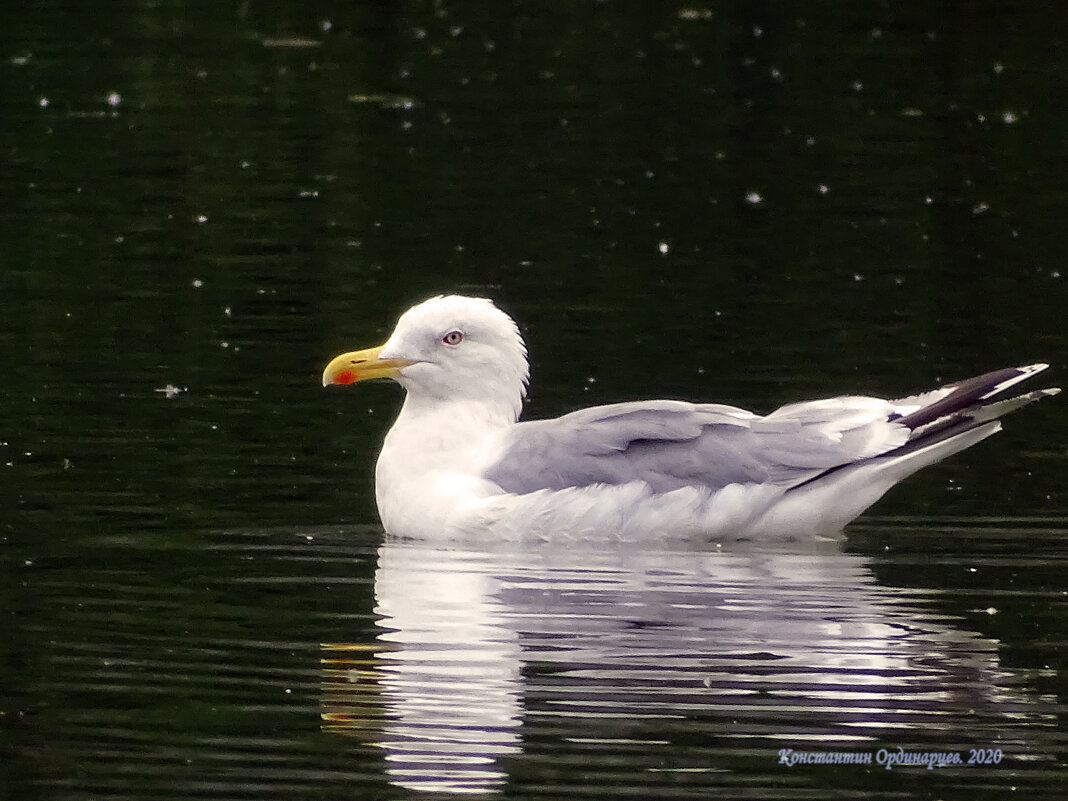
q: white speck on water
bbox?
[851,80,863,92]
[972,201,990,215]
[817,184,829,195]
[224,306,232,317]
[993,61,1004,74]
[752,25,763,37]
[154,384,185,399]
[38,97,49,108]
[658,241,670,255]
[744,191,763,205]
[106,92,121,107]
[853,273,864,282]
[1002,109,1018,124]
[769,66,783,82]
[985,607,998,615]
[192,279,203,288]
[320,19,331,32]
[196,214,208,223]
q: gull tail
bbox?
[889,363,1059,458]
[775,364,1059,534]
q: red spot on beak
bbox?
[333,369,357,385]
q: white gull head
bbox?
[380,295,530,423]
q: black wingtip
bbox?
[896,364,1055,431]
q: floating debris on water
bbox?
[347,93,422,110]
[154,384,185,399]
[262,37,322,48]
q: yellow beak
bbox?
[321,345,415,387]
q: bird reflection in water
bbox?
[322,545,522,794]
[321,538,1034,794]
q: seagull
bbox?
[322,295,1058,541]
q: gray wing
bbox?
[482,398,908,495]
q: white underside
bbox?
[383,422,1002,543]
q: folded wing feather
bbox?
[482,364,1058,499]
[483,397,910,495]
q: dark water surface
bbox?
[2,2,1066,799]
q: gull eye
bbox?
[442,330,464,346]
